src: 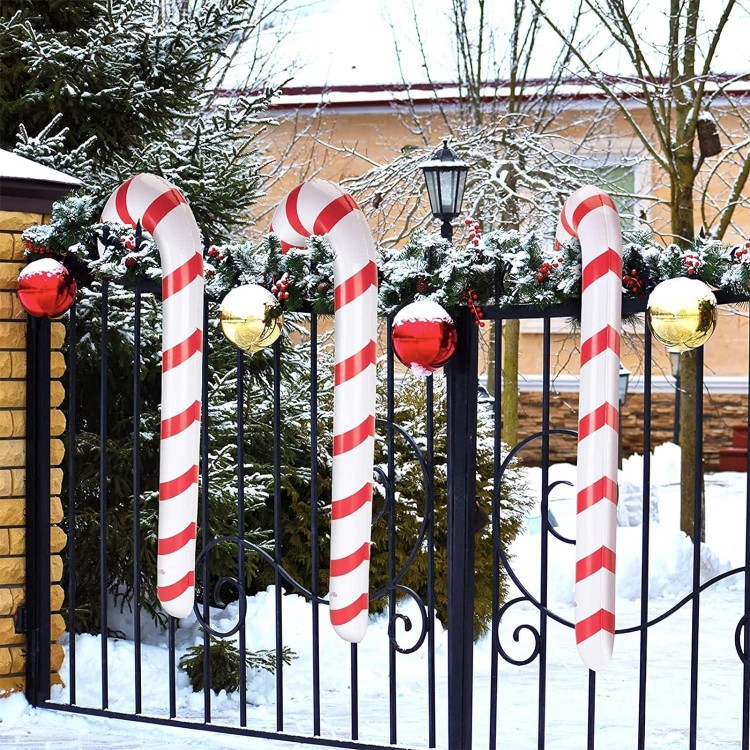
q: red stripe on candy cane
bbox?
[331,483,373,520]
[162,329,203,372]
[578,402,619,441]
[159,464,199,501]
[158,571,195,603]
[142,188,187,235]
[334,260,378,308]
[161,401,201,439]
[575,609,616,644]
[582,248,621,288]
[158,522,197,556]
[580,325,620,366]
[114,177,135,227]
[330,542,371,577]
[572,193,617,231]
[163,253,204,299]
[314,194,358,235]
[285,184,308,238]
[575,546,616,581]
[334,341,377,385]
[333,415,375,456]
[329,594,369,627]
[577,476,619,513]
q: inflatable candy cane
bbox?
[555,186,622,670]
[101,174,204,619]
[271,180,377,643]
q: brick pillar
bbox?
[0,210,68,696]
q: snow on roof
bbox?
[0,149,81,187]
[241,0,750,103]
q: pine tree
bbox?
[3,0,293,631]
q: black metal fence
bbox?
[22,281,750,749]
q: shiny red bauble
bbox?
[17,258,77,318]
[392,301,457,377]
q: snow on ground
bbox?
[1,443,749,748]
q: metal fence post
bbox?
[445,307,479,750]
[25,314,52,706]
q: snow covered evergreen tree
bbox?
[1,0,296,630]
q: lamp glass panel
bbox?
[454,169,468,214]
[438,170,458,214]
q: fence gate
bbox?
[22,280,750,749]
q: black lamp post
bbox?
[618,364,631,468]
[421,139,468,242]
[669,349,681,444]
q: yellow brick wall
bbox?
[0,210,67,697]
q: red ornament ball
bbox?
[392,301,457,377]
[17,259,77,319]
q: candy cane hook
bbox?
[556,186,622,670]
[102,174,204,619]
[271,180,378,643]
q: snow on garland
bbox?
[20,210,750,315]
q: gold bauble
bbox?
[646,277,717,352]
[219,284,283,353]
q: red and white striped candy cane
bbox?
[556,185,622,670]
[270,179,377,643]
[101,174,204,620]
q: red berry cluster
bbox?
[536,255,563,283]
[681,250,701,276]
[206,245,225,263]
[735,240,750,263]
[466,289,485,327]
[123,235,136,252]
[464,217,482,246]
[272,272,290,301]
[623,268,643,295]
[23,238,52,256]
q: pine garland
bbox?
[21,213,750,315]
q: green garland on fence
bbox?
[21,206,750,315]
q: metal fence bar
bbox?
[688,347,705,750]
[744,320,750,750]
[489,316,503,750]
[586,671,596,749]
[24,314,52,707]
[66,304,77,705]
[387,316,398,745]
[273,339,284,730]
[237,349,248,725]
[168,618,176,718]
[200,298,212,721]
[132,286,143,714]
[426,374,437,749]
[310,314,322,736]
[350,643,359,741]
[446,307,478,750]
[99,282,110,709]
[537,317,551,750]
[637,325,653,749]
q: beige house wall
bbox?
[258,102,750,384]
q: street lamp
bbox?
[421,140,468,241]
[669,349,681,444]
[618,364,631,468]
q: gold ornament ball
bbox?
[219,284,283,353]
[646,277,717,352]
